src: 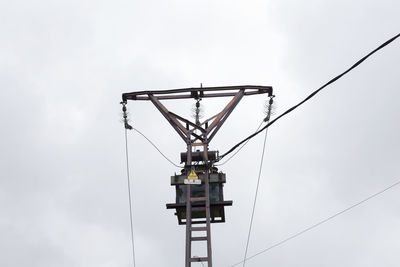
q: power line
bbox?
[124,128,137,267]
[242,123,270,266]
[131,127,183,168]
[121,102,182,168]
[217,96,275,166]
[242,98,274,266]
[215,120,264,166]
[230,178,400,267]
[220,33,400,160]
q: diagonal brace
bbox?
[148,94,189,142]
[205,89,245,142]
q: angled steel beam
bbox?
[169,111,207,134]
[148,94,189,142]
[205,89,245,142]
[167,112,205,142]
[192,114,218,131]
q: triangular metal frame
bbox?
[147,90,244,144]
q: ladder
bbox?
[185,170,212,267]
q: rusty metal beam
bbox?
[169,111,206,134]
[185,142,192,267]
[122,85,272,101]
[192,113,218,131]
[205,89,245,142]
[203,144,212,267]
[148,94,189,142]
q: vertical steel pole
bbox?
[185,141,192,267]
[203,142,213,267]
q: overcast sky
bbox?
[1,0,399,266]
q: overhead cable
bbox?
[131,127,183,168]
[230,178,400,267]
[242,96,274,267]
[124,128,137,267]
[215,120,264,166]
[121,102,182,168]
[220,33,400,160]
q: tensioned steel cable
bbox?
[220,33,400,160]
[231,178,400,266]
[242,126,269,267]
[215,120,264,166]
[132,127,183,168]
[242,97,274,267]
[124,128,137,267]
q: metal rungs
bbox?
[190,257,209,262]
[186,170,213,266]
[191,226,207,231]
[191,236,208,241]
[189,220,207,224]
[190,197,206,202]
